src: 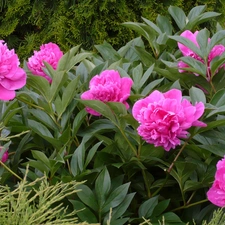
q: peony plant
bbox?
[1,5,225,225]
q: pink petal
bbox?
[1,68,26,90]
[163,89,182,102]
[0,84,16,100]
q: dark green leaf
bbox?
[95,41,121,61]
[76,184,98,211]
[168,6,186,30]
[138,195,159,218]
[78,99,117,123]
[70,200,98,223]
[187,5,206,21]
[189,86,206,104]
[95,167,111,208]
[102,182,130,214]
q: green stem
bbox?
[187,190,196,205]
[0,161,23,181]
[142,169,151,198]
[172,199,208,212]
[0,130,30,142]
[167,139,190,173]
[117,126,137,157]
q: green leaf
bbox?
[132,63,143,92]
[56,75,80,118]
[28,119,53,138]
[196,29,210,58]
[141,17,161,34]
[70,140,85,177]
[189,86,206,104]
[84,141,102,168]
[156,15,172,35]
[29,109,58,131]
[72,109,87,137]
[169,36,203,59]
[134,46,155,67]
[210,52,225,76]
[27,75,50,101]
[95,41,121,61]
[162,212,183,223]
[152,199,170,217]
[198,120,225,132]
[31,150,51,168]
[175,161,197,185]
[48,70,68,103]
[78,99,117,123]
[25,160,50,174]
[187,12,221,30]
[141,78,164,96]
[138,64,154,90]
[168,6,186,30]
[28,120,62,148]
[66,52,93,72]
[199,144,225,157]
[111,193,135,219]
[70,200,98,223]
[187,5,206,21]
[138,195,159,218]
[122,22,151,42]
[76,184,98,211]
[207,30,225,53]
[102,182,130,214]
[95,167,111,208]
[106,102,128,116]
[179,56,206,77]
[210,89,225,107]
[57,45,81,71]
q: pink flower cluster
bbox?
[207,156,225,207]
[0,40,26,101]
[27,42,63,82]
[178,30,225,79]
[132,89,206,151]
[81,70,133,116]
[0,147,8,163]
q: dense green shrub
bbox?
[0,0,224,60]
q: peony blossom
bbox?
[0,147,8,163]
[132,89,206,151]
[27,42,63,82]
[0,40,27,101]
[178,30,225,79]
[207,156,225,207]
[81,70,133,116]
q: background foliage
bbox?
[0,0,224,60]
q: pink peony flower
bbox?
[178,30,225,79]
[0,40,27,101]
[132,89,206,151]
[27,42,63,82]
[81,70,133,116]
[0,147,8,163]
[207,156,225,207]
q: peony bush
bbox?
[1,4,225,225]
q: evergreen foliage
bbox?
[0,0,224,60]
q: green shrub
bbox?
[0,0,224,60]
